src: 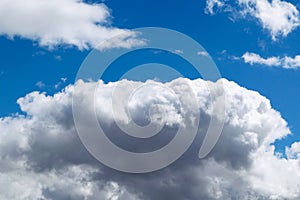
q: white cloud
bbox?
[55,77,68,89]
[286,142,300,159]
[0,0,143,50]
[239,0,300,40]
[35,81,45,89]
[206,0,300,40]
[242,52,281,66]
[205,0,225,14]
[0,77,300,199]
[242,52,300,69]
[173,49,184,54]
[197,51,209,57]
[54,55,62,61]
[283,55,300,68]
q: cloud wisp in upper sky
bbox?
[1,78,300,199]
[0,0,143,50]
[242,52,300,69]
[205,0,300,40]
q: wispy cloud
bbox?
[205,0,224,15]
[35,77,68,90]
[54,55,62,61]
[197,51,209,57]
[173,49,184,54]
[35,81,45,89]
[54,77,67,89]
[242,52,300,69]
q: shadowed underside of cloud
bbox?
[1,78,300,200]
[0,0,143,50]
[205,0,300,40]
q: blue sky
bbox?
[1,0,300,153]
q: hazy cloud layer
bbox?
[1,78,299,199]
[0,0,142,50]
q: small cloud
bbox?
[55,77,68,89]
[205,0,224,15]
[257,39,266,51]
[32,51,46,57]
[197,51,209,57]
[35,81,45,89]
[173,49,184,54]
[220,49,227,55]
[61,77,67,83]
[241,52,300,69]
[229,55,240,61]
[242,52,281,67]
[54,55,62,61]
[36,78,68,90]
[216,49,229,61]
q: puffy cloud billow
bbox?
[205,0,300,40]
[0,0,143,50]
[1,77,300,199]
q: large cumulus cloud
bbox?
[0,77,299,199]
